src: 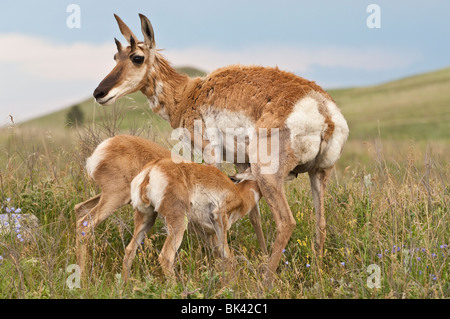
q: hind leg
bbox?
[74,194,101,220]
[158,212,187,278]
[249,129,297,277]
[76,193,130,277]
[308,167,332,258]
[122,208,157,281]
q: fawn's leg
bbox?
[158,211,187,278]
[248,206,268,255]
[235,164,268,254]
[74,194,101,220]
[76,193,129,277]
[122,208,157,280]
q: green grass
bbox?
[329,67,450,141]
[0,67,449,299]
[1,139,448,298]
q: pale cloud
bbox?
[0,33,420,124]
[0,33,115,81]
[0,33,116,124]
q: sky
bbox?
[0,0,449,124]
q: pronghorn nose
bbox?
[93,87,107,100]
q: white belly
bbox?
[201,106,256,164]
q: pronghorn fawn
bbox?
[124,158,261,279]
[74,135,266,277]
[94,14,349,276]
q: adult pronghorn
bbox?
[94,14,349,276]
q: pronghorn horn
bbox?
[114,14,138,45]
[130,35,137,52]
[139,13,155,48]
[114,38,123,52]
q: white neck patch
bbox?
[147,81,169,120]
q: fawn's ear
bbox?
[232,167,257,182]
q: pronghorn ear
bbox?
[114,14,139,45]
[139,13,155,48]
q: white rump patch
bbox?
[286,96,325,163]
[130,165,169,213]
[85,137,112,179]
[317,100,350,168]
[147,166,168,212]
[130,167,151,213]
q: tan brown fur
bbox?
[75,134,266,278]
[144,61,334,132]
[94,14,349,277]
[124,158,262,278]
[74,135,171,276]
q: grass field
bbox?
[0,67,448,298]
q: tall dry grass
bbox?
[0,106,448,298]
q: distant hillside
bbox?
[329,67,450,141]
[19,66,450,142]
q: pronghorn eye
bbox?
[132,55,145,65]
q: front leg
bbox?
[234,163,267,255]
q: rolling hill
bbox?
[331,67,450,141]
